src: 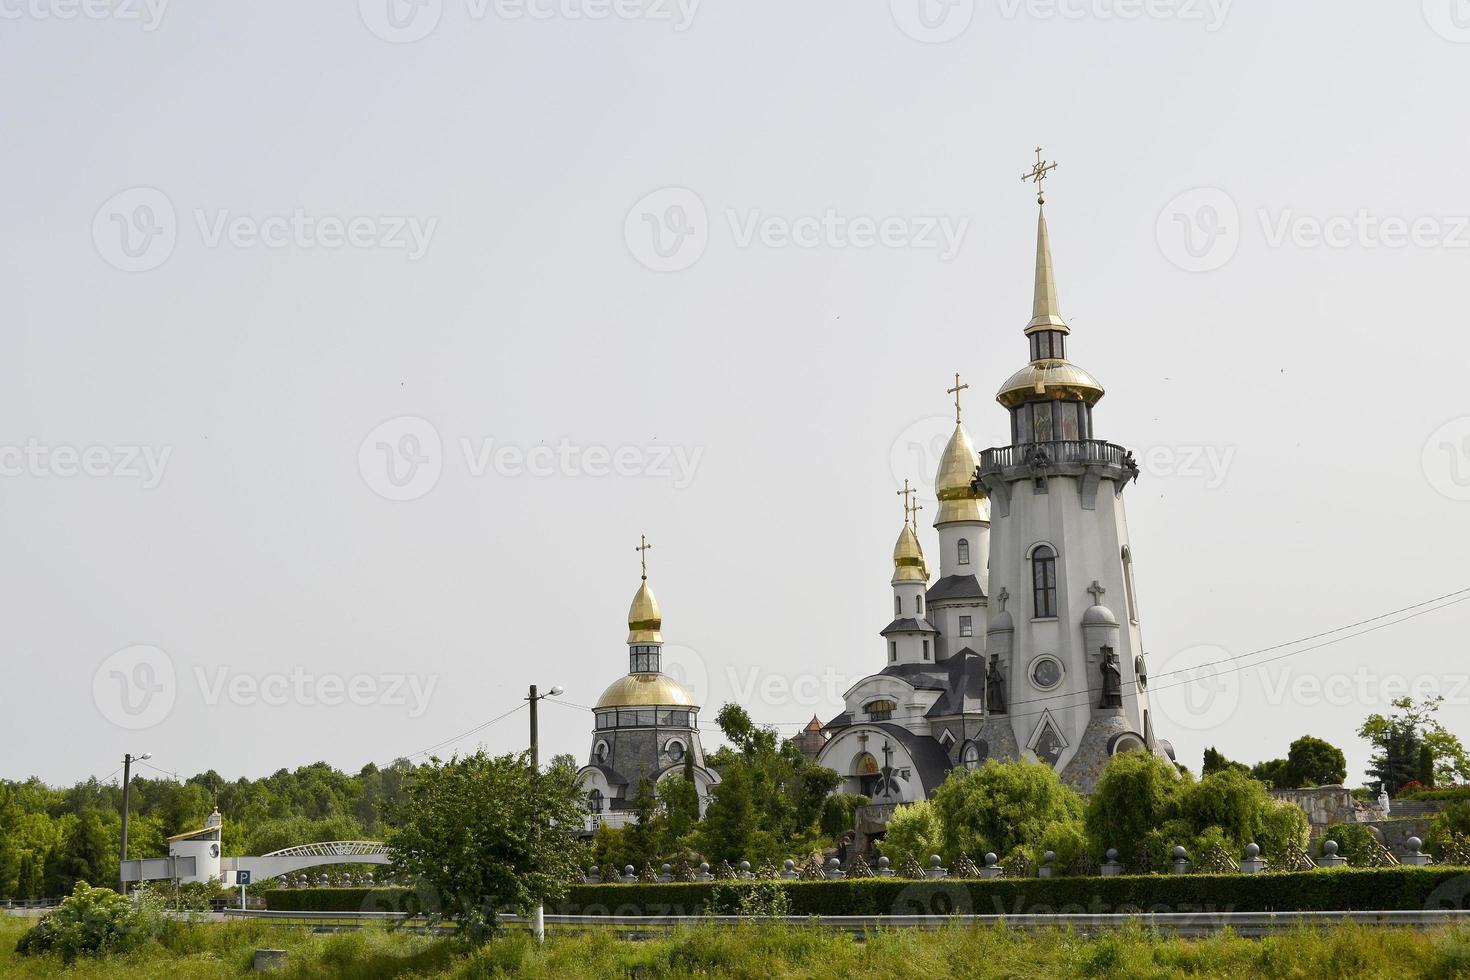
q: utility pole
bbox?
[526,683,562,943]
[119,751,152,893]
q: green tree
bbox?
[931,760,1084,862]
[383,751,585,941]
[1416,743,1436,789]
[1085,752,1185,870]
[1250,758,1291,788]
[819,794,871,842]
[1201,747,1249,777]
[1284,735,1347,788]
[878,800,942,866]
[659,773,701,844]
[1425,801,1470,861]
[1179,768,1307,856]
[1360,697,1470,791]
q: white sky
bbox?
[3,0,1469,789]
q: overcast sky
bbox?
[3,0,1468,790]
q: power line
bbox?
[398,702,527,764]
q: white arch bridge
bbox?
[229,841,393,883]
[122,840,393,886]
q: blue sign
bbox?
[236,870,251,885]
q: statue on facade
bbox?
[1099,647,1123,708]
[985,654,1007,714]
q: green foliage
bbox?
[818,794,870,842]
[1284,735,1348,788]
[14,881,161,962]
[1085,752,1185,871]
[1398,785,1470,802]
[1250,758,1291,788]
[1359,697,1470,792]
[1201,747,1249,777]
[383,750,587,942]
[1035,818,1095,876]
[877,800,943,866]
[930,759,1084,863]
[708,880,791,917]
[1321,823,1380,865]
[1180,769,1306,856]
[695,703,839,866]
[1417,743,1437,788]
[1425,801,1470,861]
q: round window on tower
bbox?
[666,739,686,763]
[594,740,609,764]
[1030,656,1064,691]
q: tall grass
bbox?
[3,915,1468,978]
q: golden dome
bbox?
[627,579,663,644]
[892,523,929,583]
[995,359,1105,409]
[933,425,989,525]
[594,672,697,709]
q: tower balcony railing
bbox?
[978,439,1137,477]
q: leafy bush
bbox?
[877,800,942,866]
[1321,823,1380,865]
[1086,753,1186,871]
[14,881,162,962]
[1425,801,1470,860]
[1034,818,1095,876]
[1399,785,1470,803]
[931,760,1084,863]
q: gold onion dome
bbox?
[594,672,696,709]
[626,579,663,644]
[892,523,929,583]
[934,425,989,525]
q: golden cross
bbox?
[947,372,969,425]
[635,534,652,580]
[897,480,918,525]
[909,497,924,526]
[1022,146,1059,204]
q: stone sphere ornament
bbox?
[1172,846,1187,860]
[1323,841,1339,856]
[1245,843,1260,858]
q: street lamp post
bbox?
[119,751,152,892]
[526,683,563,943]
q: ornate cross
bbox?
[1022,146,1059,204]
[908,497,924,527]
[947,372,969,425]
[635,534,652,580]
[1088,580,1107,603]
[996,587,1009,613]
[897,479,918,525]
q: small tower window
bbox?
[894,595,901,617]
[666,739,686,762]
[923,639,931,660]
[916,595,924,615]
[959,615,973,637]
[1032,545,1058,619]
[957,538,970,565]
[962,741,984,769]
[889,641,897,663]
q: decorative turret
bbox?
[883,482,938,664]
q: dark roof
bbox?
[879,617,939,637]
[926,575,986,603]
[825,711,853,729]
[581,764,630,787]
[870,723,955,794]
[877,661,951,690]
[923,650,987,717]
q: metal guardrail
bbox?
[224,908,1470,938]
[979,439,1133,473]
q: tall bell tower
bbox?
[975,151,1170,792]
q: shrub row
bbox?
[266,866,1470,916]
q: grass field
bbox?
[3,914,1470,978]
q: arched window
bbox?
[1031,545,1057,618]
[962,741,984,769]
[894,595,901,617]
[865,699,896,721]
[916,595,924,615]
[587,789,603,813]
[957,538,970,565]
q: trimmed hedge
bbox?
[266,866,1470,916]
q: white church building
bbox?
[817,168,1174,799]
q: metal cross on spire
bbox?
[635,534,652,580]
[897,479,919,525]
[1022,146,1059,205]
[947,372,970,425]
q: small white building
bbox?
[165,807,224,885]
